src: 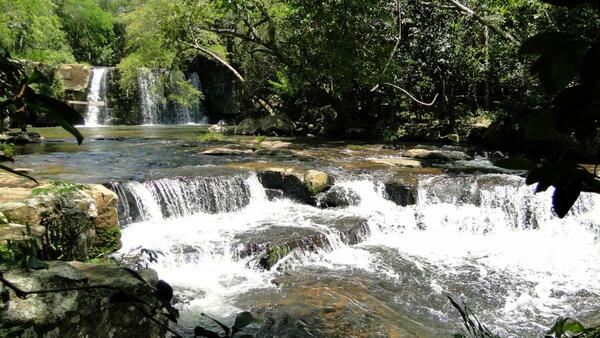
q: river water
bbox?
[16,126,600,337]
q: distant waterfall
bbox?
[137,68,163,125]
[137,69,208,125]
[85,67,108,126]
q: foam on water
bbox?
[116,173,600,334]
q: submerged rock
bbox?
[234,226,331,270]
[402,148,471,161]
[0,261,166,338]
[200,147,254,156]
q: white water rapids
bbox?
[114,173,600,336]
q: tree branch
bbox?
[382,82,439,106]
[440,0,520,45]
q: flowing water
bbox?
[85,67,109,126]
[14,126,600,337]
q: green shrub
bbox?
[198,131,226,143]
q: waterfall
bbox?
[138,70,208,125]
[138,68,162,125]
[112,175,260,225]
[115,173,600,334]
[85,67,108,126]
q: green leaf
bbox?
[0,164,38,184]
[494,158,537,171]
[233,311,260,332]
[194,326,220,338]
[553,181,582,218]
[562,318,585,334]
[156,280,173,303]
[581,42,600,87]
[31,187,50,196]
[27,257,48,270]
[520,32,577,55]
[201,313,230,337]
[25,93,84,145]
[525,111,558,140]
[26,69,47,85]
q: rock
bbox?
[304,170,332,195]
[265,189,285,201]
[200,147,254,156]
[327,217,370,245]
[235,118,261,135]
[209,124,226,133]
[0,185,122,261]
[402,148,472,161]
[316,186,360,208]
[0,223,46,244]
[369,158,422,168]
[2,131,43,144]
[384,181,418,206]
[56,64,91,92]
[85,185,121,257]
[257,169,313,204]
[0,261,166,338]
[259,140,294,149]
[234,226,331,270]
[259,114,295,136]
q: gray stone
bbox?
[0,261,166,338]
[384,181,418,206]
[316,186,360,208]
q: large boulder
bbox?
[0,185,121,261]
[257,168,333,204]
[0,262,166,338]
[259,114,295,136]
[235,118,261,135]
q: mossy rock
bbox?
[90,226,122,258]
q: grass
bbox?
[198,131,226,143]
[255,135,267,144]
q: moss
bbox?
[260,245,290,270]
[90,226,122,259]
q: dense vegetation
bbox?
[0,0,597,138]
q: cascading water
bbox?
[137,69,208,125]
[137,68,162,125]
[85,67,108,126]
[115,173,600,336]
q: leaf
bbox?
[27,257,48,270]
[201,313,230,337]
[121,267,154,289]
[581,42,600,87]
[26,69,47,85]
[232,311,260,333]
[520,32,577,55]
[562,318,586,334]
[494,158,536,171]
[553,182,582,218]
[193,326,220,338]
[156,280,174,303]
[25,94,84,145]
[525,111,558,140]
[0,164,38,184]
